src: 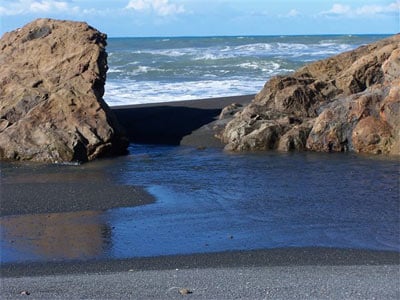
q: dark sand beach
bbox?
[1,95,399,299]
[2,249,399,299]
[112,94,254,146]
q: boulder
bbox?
[0,19,128,163]
[219,35,400,155]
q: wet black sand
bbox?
[0,182,154,217]
[2,249,399,299]
[2,247,399,277]
[112,94,254,145]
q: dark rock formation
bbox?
[0,18,128,163]
[219,35,400,155]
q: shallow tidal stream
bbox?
[1,145,399,263]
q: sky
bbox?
[0,0,399,37]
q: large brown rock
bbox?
[219,35,400,155]
[0,19,128,163]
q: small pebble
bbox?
[179,288,192,295]
[20,290,30,296]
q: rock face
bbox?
[0,19,128,163]
[219,35,400,155]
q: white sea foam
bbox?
[238,62,259,69]
[156,49,189,57]
[128,66,164,76]
[193,52,235,60]
[107,67,123,73]
[234,43,273,53]
[277,42,309,51]
[131,48,193,57]
[104,78,265,106]
[238,61,282,73]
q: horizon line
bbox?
[107,33,396,39]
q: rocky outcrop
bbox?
[219,35,400,155]
[0,19,128,163]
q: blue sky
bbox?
[0,0,399,37]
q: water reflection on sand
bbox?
[1,211,109,262]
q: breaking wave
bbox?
[104,34,388,106]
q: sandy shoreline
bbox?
[2,265,399,299]
[1,95,399,299]
[2,247,399,277]
[0,181,154,217]
[111,94,254,110]
[111,94,254,146]
[2,248,399,299]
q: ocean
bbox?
[104,34,389,106]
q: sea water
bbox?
[1,146,399,263]
[104,35,388,106]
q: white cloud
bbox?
[30,0,68,12]
[0,0,79,16]
[126,0,148,11]
[321,1,399,17]
[356,1,400,16]
[286,9,300,17]
[277,8,301,18]
[126,0,185,16]
[321,4,351,16]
